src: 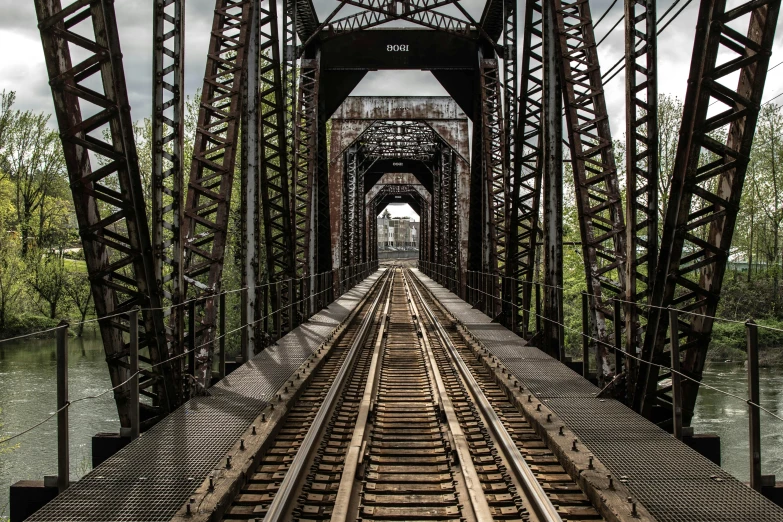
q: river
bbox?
[0,338,781,516]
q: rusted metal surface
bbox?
[507,0,543,338]
[327,0,474,38]
[34,0,177,424]
[183,0,252,387]
[623,0,658,396]
[479,58,507,320]
[553,0,627,383]
[292,56,321,326]
[153,0,186,373]
[258,0,296,344]
[241,0,261,358]
[635,0,782,422]
[542,0,564,359]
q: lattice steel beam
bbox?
[153,0,186,379]
[183,0,252,387]
[506,0,543,337]
[292,56,320,319]
[479,58,508,319]
[328,0,472,36]
[35,0,178,424]
[624,0,658,394]
[259,0,296,341]
[554,0,627,383]
[635,0,781,422]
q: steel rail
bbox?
[262,268,393,522]
[403,273,495,521]
[405,269,563,522]
[330,268,393,521]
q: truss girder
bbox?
[635,0,781,421]
[34,0,178,424]
[328,0,471,36]
[554,0,627,383]
[153,0,186,380]
[259,0,296,340]
[624,0,658,393]
[292,57,321,321]
[183,0,252,387]
[506,0,543,336]
[479,58,508,319]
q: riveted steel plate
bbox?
[27,270,385,522]
[411,269,783,522]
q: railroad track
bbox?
[218,267,606,522]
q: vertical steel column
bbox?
[241,0,261,359]
[56,321,69,492]
[34,0,177,424]
[542,0,564,358]
[624,0,658,396]
[282,0,298,183]
[293,56,321,321]
[259,0,295,341]
[153,0,185,373]
[342,147,357,266]
[479,58,508,320]
[507,0,544,337]
[553,0,627,384]
[635,0,781,421]
[503,0,518,173]
[183,0,253,388]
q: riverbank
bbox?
[0,315,98,341]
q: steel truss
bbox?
[623,0,658,392]
[479,58,508,320]
[153,0,186,389]
[506,0,543,337]
[292,57,320,324]
[553,0,627,383]
[258,0,296,344]
[635,0,781,421]
[183,0,252,387]
[34,0,178,424]
[328,0,472,37]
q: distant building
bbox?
[377,210,419,250]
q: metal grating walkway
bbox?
[411,268,783,522]
[27,270,385,522]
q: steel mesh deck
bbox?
[27,270,385,522]
[412,268,783,522]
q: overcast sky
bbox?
[0,0,781,222]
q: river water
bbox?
[0,337,781,516]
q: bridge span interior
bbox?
[21,0,783,520]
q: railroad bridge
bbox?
[14,0,783,520]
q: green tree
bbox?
[65,271,92,336]
[29,250,68,319]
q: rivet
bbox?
[226,456,232,469]
[547,413,552,422]
[528,394,532,402]
[186,504,191,516]
[572,439,578,451]
[209,475,214,490]
[608,474,614,489]
[240,439,245,450]
[536,404,542,411]
[589,454,594,469]
[559,426,564,436]
[252,425,257,434]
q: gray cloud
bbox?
[0,0,780,145]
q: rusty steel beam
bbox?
[292,56,320,323]
[506,0,543,337]
[34,0,178,424]
[479,58,508,320]
[554,0,627,384]
[541,0,564,359]
[327,0,472,36]
[259,0,295,344]
[183,0,252,387]
[153,0,186,381]
[635,0,781,422]
[241,0,261,359]
[623,0,658,395]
